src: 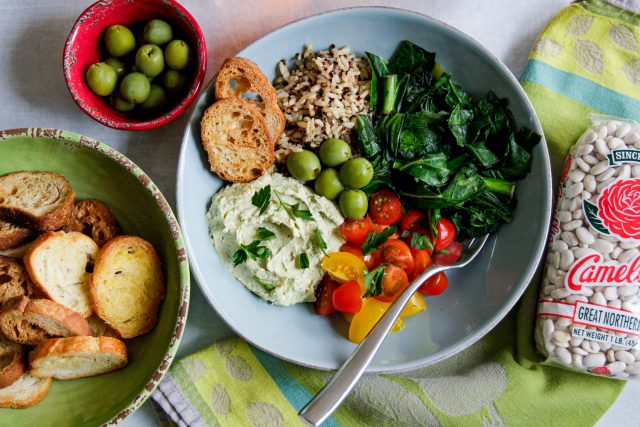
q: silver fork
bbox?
[299,234,490,426]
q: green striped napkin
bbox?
[152,1,640,425]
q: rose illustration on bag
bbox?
[584,178,640,240]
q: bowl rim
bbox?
[0,127,191,425]
[177,6,552,373]
[62,0,207,131]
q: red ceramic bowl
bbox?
[63,0,207,130]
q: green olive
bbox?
[111,95,135,112]
[119,72,150,104]
[286,150,321,182]
[104,57,127,79]
[163,70,188,94]
[104,25,135,57]
[86,62,117,96]
[339,157,374,189]
[339,189,368,219]
[135,44,164,77]
[143,19,173,45]
[164,40,191,70]
[141,84,168,110]
[318,138,351,167]
[314,168,344,200]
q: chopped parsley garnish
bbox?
[258,227,276,241]
[274,190,314,221]
[251,185,271,215]
[296,252,310,269]
[364,263,389,297]
[361,226,397,255]
[401,230,433,251]
[315,227,328,256]
[253,276,275,292]
[232,240,272,266]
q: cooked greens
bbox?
[357,41,540,238]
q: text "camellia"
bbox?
[565,253,640,292]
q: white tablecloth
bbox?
[0,0,637,425]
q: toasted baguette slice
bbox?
[0,256,31,305]
[0,374,51,408]
[215,57,286,142]
[0,297,50,345]
[91,236,165,338]
[0,336,25,389]
[0,172,75,231]
[63,199,121,247]
[86,315,120,338]
[201,97,274,182]
[0,220,33,251]
[29,336,127,380]
[0,242,32,260]
[24,231,98,317]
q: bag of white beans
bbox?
[535,115,640,380]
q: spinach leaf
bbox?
[467,141,500,168]
[361,153,395,195]
[393,153,449,187]
[356,114,382,158]
[366,51,389,78]
[402,167,487,209]
[494,134,533,180]
[448,105,474,147]
[434,74,472,108]
[388,40,435,75]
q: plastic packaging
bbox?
[535,115,640,379]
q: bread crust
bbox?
[214,56,286,142]
[0,171,75,231]
[200,97,275,183]
[63,199,121,247]
[0,256,32,305]
[0,297,49,345]
[0,374,51,408]
[24,231,97,317]
[29,336,127,380]
[25,299,93,337]
[0,220,33,251]
[0,336,26,389]
[91,236,165,339]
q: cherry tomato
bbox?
[409,247,431,280]
[363,250,383,270]
[368,190,402,225]
[375,264,409,302]
[371,221,401,239]
[417,272,449,295]
[433,217,456,251]
[332,280,363,313]
[381,239,414,275]
[314,277,339,315]
[400,293,427,318]
[399,209,429,235]
[321,252,366,290]
[348,298,404,343]
[433,241,463,266]
[340,244,364,261]
[339,217,374,245]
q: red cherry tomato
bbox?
[371,221,401,239]
[433,241,463,266]
[339,217,374,245]
[433,217,456,251]
[382,239,414,276]
[363,250,383,270]
[340,244,364,261]
[332,280,363,313]
[418,272,449,296]
[375,265,409,302]
[399,209,429,235]
[314,277,340,315]
[409,247,432,280]
[368,190,403,225]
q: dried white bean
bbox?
[609,300,622,309]
[569,169,585,182]
[618,164,631,179]
[624,132,640,143]
[616,351,635,364]
[616,123,631,138]
[556,317,572,328]
[560,250,575,269]
[607,349,616,363]
[565,182,584,198]
[598,125,609,139]
[575,157,590,172]
[606,121,619,134]
[626,362,640,375]
[595,139,610,156]
[553,330,571,343]
[572,209,583,220]
[607,362,627,374]
[558,210,572,222]
[622,301,637,311]
[579,287,594,297]
[569,196,582,212]
[583,174,597,192]
[542,319,554,341]
[551,289,570,299]
[576,144,594,156]
[600,342,612,351]
[555,347,572,365]
[591,239,614,254]
[570,337,584,347]
[583,154,598,165]
[574,347,588,356]
[619,249,640,263]
[611,247,623,260]
[542,285,555,296]
[573,354,584,368]
[590,161,609,176]
[596,168,616,182]
[597,178,616,193]
[608,137,626,149]
[561,231,579,246]
[591,292,607,306]
[575,227,595,244]
[574,247,597,258]
[551,240,568,252]
[584,353,606,368]
[618,285,638,298]
[632,165,640,178]
[604,287,619,300]
[621,241,640,249]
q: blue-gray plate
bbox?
[177,7,552,372]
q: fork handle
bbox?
[299,264,447,426]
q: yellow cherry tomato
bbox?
[343,312,355,323]
[348,298,403,344]
[400,293,427,319]
[321,252,366,291]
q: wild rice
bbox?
[273,44,370,161]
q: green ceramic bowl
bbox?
[0,129,189,426]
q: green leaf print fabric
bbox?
[152,1,640,425]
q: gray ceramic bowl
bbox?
[177,7,552,372]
